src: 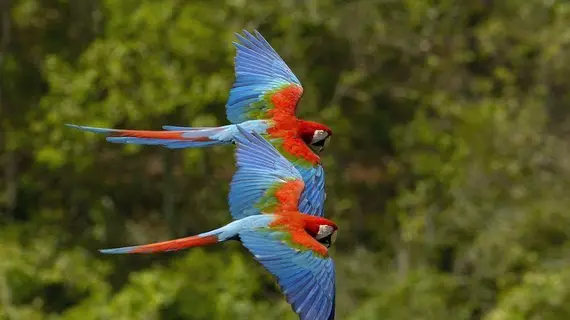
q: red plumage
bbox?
[270,213,337,257]
[107,129,212,142]
[129,234,219,253]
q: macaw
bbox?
[101,126,338,320]
[67,30,332,216]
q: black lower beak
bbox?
[311,140,325,153]
[319,236,331,248]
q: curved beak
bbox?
[311,139,327,153]
[319,235,332,248]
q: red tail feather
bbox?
[130,235,218,253]
[110,130,212,141]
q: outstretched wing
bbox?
[226,30,303,124]
[230,126,304,219]
[228,30,328,217]
[240,229,336,320]
[296,165,326,217]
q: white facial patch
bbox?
[311,130,328,144]
[316,225,334,240]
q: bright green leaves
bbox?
[5,0,570,319]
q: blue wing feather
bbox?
[230,126,304,219]
[226,30,303,124]
[232,125,326,218]
[297,165,326,217]
[240,229,335,320]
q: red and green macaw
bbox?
[101,127,338,320]
[67,30,332,216]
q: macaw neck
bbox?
[268,212,334,258]
[269,212,336,228]
[295,120,310,142]
[266,120,321,165]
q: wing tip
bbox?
[243,29,254,38]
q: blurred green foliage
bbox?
[2,0,570,319]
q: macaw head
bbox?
[304,216,338,248]
[297,120,333,153]
[315,224,338,248]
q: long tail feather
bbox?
[66,124,233,149]
[163,125,201,131]
[100,234,219,254]
[99,219,247,254]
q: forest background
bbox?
[2,0,570,319]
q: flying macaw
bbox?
[101,126,337,320]
[67,30,332,217]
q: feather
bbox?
[240,229,335,320]
[228,126,304,219]
[65,124,232,148]
[226,30,303,124]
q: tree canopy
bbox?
[2,0,570,319]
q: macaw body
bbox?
[101,127,337,320]
[68,30,332,216]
